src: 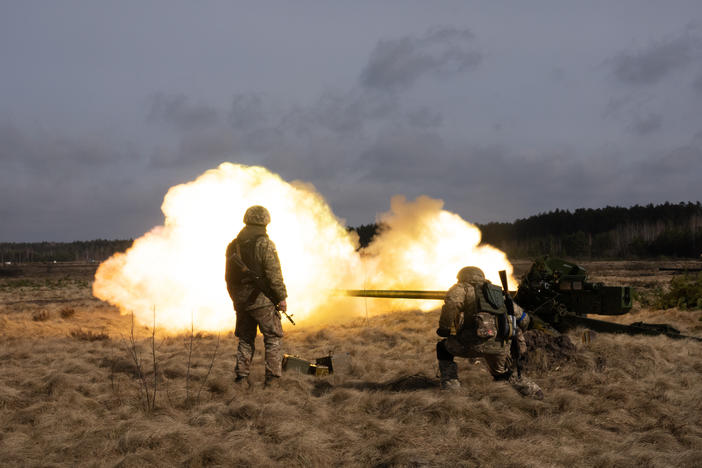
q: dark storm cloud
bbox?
[624,141,702,205]
[0,124,138,170]
[353,122,702,223]
[147,88,401,174]
[227,94,268,130]
[0,125,161,241]
[608,33,697,85]
[146,92,279,169]
[470,144,701,220]
[147,93,220,131]
[174,130,239,164]
[358,128,446,183]
[356,128,571,198]
[355,127,575,220]
[144,90,390,178]
[3,3,702,243]
[406,107,443,128]
[281,89,399,136]
[639,144,702,176]
[602,96,664,136]
[602,96,633,119]
[139,82,700,226]
[360,27,482,91]
[628,113,663,135]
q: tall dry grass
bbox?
[1,261,701,467]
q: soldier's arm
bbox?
[224,241,236,300]
[439,284,466,332]
[224,241,234,282]
[514,303,531,331]
[259,238,287,304]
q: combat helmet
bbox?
[457,266,485,283]
[243,205,271,226]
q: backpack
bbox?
[225,234,265,293]
[460,281,517,355]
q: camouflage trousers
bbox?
[234,305,283,378]
[438,336,543,399]
[441,336,512,376]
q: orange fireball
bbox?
[93,163,514,332]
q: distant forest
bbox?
[2,202,701,263]
[353,202,702,259]
[0,239,133,264]
[478,202,702,259]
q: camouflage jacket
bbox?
[439,281,476,333]
[225,225,287,312]
[440,280,527,354]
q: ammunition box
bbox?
[282,354,312,374]
[283,354,333,377]
[315,355,334,373]
[309,364,329,377]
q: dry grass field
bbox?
[1,260,702,467]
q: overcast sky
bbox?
[2,1,702,242]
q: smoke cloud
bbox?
[360,27,482,91]
[608,33,697,85]
[93,163,515,332]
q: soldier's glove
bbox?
[436,327,451,337]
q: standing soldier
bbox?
[225,205,288,388]
[436,266,543,399]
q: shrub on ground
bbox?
[70,328,110,341]
[656,272,702,310]
[32,310,50,321]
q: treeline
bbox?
[348,202,702,259]
[0,239,133,264]
[351,223,382,249]
[478,202,702,258]
[4,202,701,263]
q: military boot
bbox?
[234,375,250,390]
[438,360,460,390]
[264,375,281,389]
[508,374,544,400]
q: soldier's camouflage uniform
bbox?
[437,267,543,399]
[225,221,287,381]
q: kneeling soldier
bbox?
[436,266,543,399]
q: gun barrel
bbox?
[340,289,446,300]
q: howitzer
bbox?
[509,258,702,341]
[340,257,702,342]
[513,256,633,328]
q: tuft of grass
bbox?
[32,310,50,321]
[2,279,37,289]
[656,272,702,310]
[70,328,110,341]
[60,308,76,319]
